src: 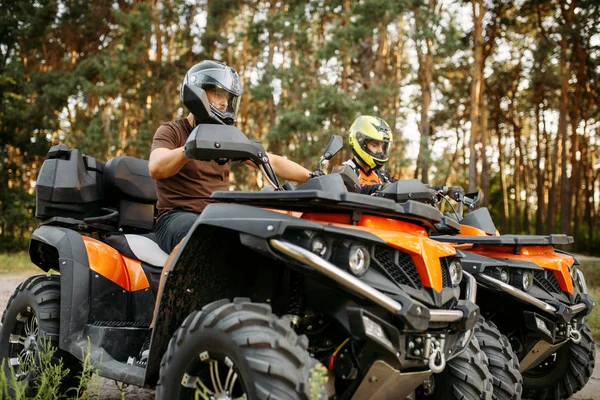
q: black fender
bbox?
[28,226,91,353]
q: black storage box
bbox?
[103,156,157,231]
[35,145,105,221]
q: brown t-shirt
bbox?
[151,118,231,216]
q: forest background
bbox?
[1,0,599,253]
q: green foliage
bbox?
[309,363,329,400]
[0,337,98,400]
[0,187,36,252]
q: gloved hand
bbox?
[308,170,325,180]
[362,182,390,196]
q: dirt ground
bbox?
[0,271,599,399]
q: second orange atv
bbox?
[430,188,595,400]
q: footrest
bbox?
[92,321,150,328]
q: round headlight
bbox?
[572,267,589,294]
[311,237,328,257]
[521,271,534,291]
[448,261,463,287]
[348,244,370,276]
[496,268,510,284]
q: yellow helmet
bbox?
[348,116,393,169]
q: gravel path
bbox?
[1,268,599,399]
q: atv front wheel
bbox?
[474,316,523,400]
[522,322,595,399]
[156,298,327,400]
[418,334,494,400]
[0,275,84,397]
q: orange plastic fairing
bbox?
[361,227,454,293]
[458,225,489,237]
[122,256,151,291]
[470,244,574,294]
[82,236,150,292]
[302,213,455,292]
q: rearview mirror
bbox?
[317,135,344,173]
[323,135,343,161]
[464,189,483,209]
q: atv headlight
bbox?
[448,260,463,287]
[310,236,328,257]
[348,244,370,277]
[494,268,510,284]
[571,267,589,294]
[521,271,534,292]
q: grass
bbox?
[0,252,38,274]
[0,338,99,400]
[578,259,600,341]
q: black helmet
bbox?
[181,60,242,125]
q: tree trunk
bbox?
[521,123,531,234]
[415,39,433,184]
[468,0,484,192]
[558,36,570,235]
[513,125,522,233]
[480,82,489,205]
[535,100,545,234]
[496,125,509,233]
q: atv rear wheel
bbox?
[522,322,595,399]
[0,275,84,397]
[156,298,327,400]
[418,334,494,400]
[474,316,523,400]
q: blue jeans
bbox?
[154,209,200,254]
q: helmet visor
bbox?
[189,68,242,96]
[359,135,391,161]
[202,84,240,117]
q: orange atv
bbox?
[3,89,488,400]
[430,187,595,399]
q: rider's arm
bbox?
[243,153,310,183]
[267,153,310,183]
[360,183,385,195]
[149,124,188,180]
[149,147,188,180]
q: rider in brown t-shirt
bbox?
[149,60,310,254]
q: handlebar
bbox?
[430,186,482,221]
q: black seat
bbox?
[105,233,168,267]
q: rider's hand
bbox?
[308,170,325,179]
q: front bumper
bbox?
[270,239,478,329]
[477,273,591,323]
[270,239,479,372]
